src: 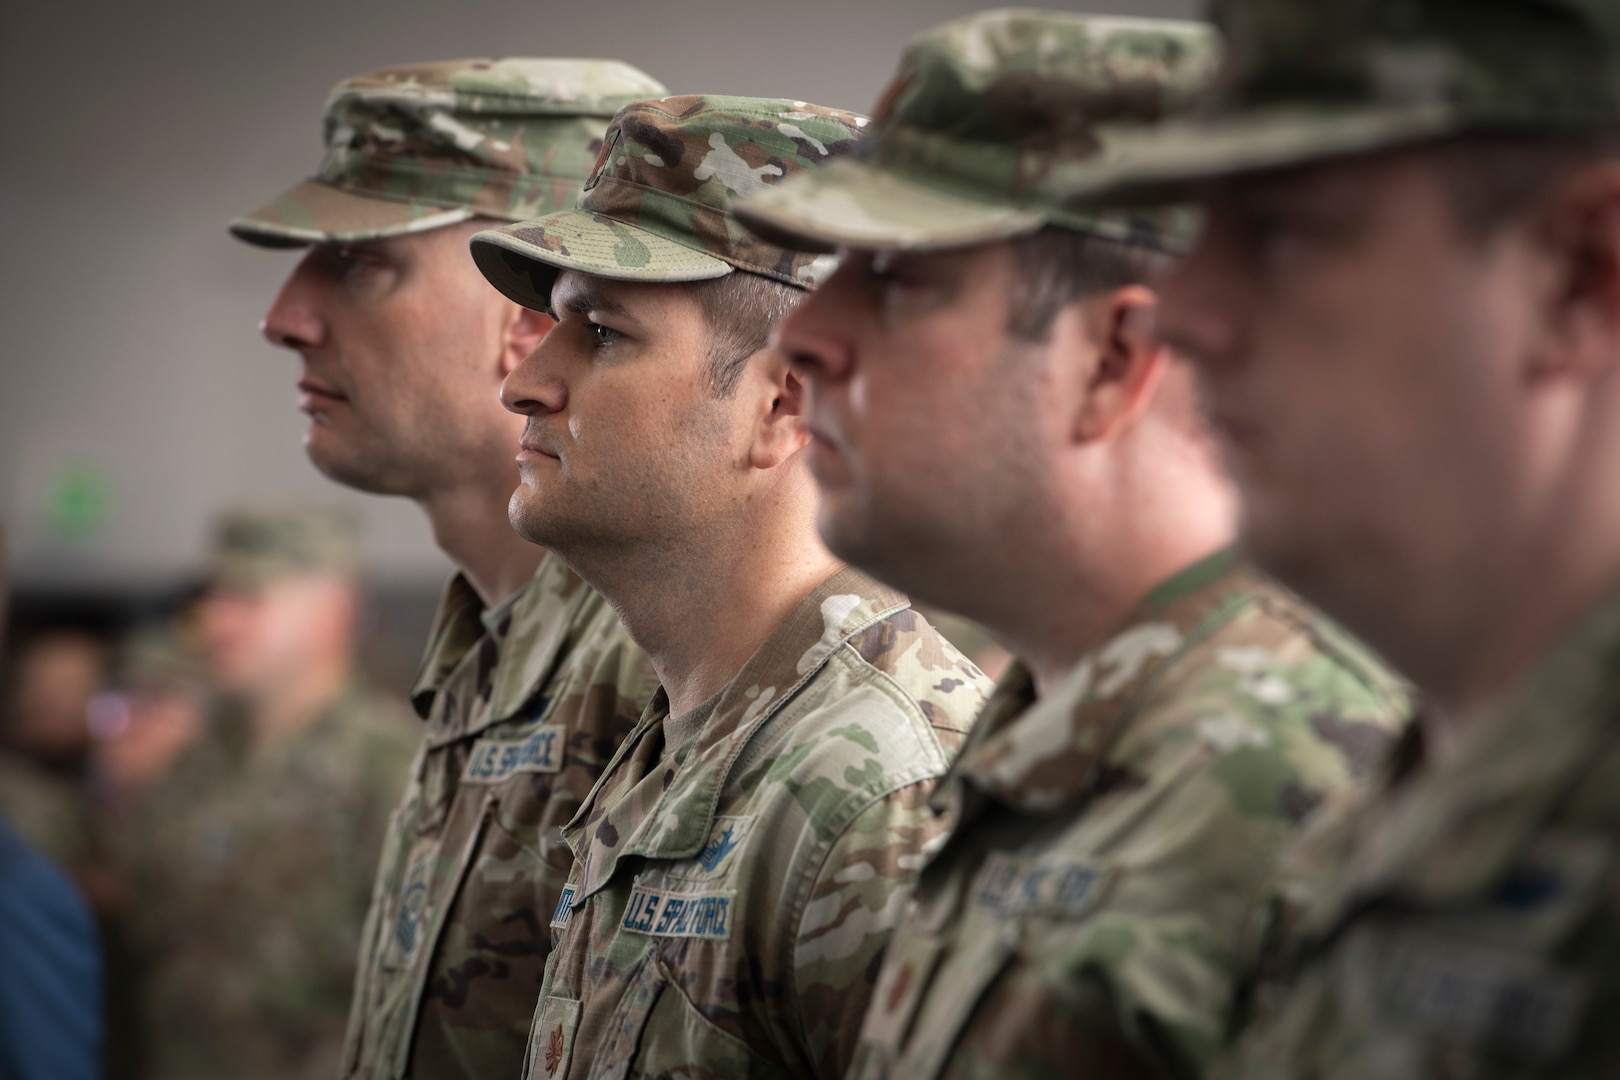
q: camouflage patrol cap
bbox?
[230,58,667,248]
[732,10,1217,256]
[469,94,868,310]
[207,504,360,591]
[1075,0,1620,205]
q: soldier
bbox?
[132,504,419,1080]
[1063,0,1620,1075]
[737,10,1412,1079]
[467,94,993,1079]
[236,58,666,1079]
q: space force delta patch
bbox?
[462,725,566,782]
[621,885,735,941]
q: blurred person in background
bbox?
[0,625,113,907]
[93,623,210,814]
[129,503,417,1080]
[0,526,104,1080]
[237,59,664,1080]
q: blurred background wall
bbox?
[1,0,1199,673]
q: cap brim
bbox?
[229,180,477,248]
[1067,101,1462,207]
[470,211,733,312]
[734,158,1045,254]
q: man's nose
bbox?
[1157,233,1242,374]
[776,270,858,384]
[260,257,326,352]
[500,341,567,416]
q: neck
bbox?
[574,507,842,717]
[419,476,545,607]
[251,650,351,747]
[984,447,1236,699]
[1408,375,1620,767]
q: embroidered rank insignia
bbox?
[550,884,577,931]
[528,996,581,1080]
[621,885,735,940]
[462,725,566,783]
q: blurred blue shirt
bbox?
[0,818,102,1080]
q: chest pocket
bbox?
[413,753,575,1065]
[585,949,788,1080]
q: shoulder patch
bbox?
[462,724,567,782]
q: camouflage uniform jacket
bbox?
[1223,582,1620,1079]
[135,679,417,1080]
[343,553,658,1079]
[0,749,98,879]
[848,550,1410,1080]
[523,567,992,1080]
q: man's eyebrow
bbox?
[551,279,632,321]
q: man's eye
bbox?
[591,322,621,346]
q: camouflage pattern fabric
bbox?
[0,749,99,879]
[1222,582,1620,1078]
[131,680,417,1080]
[735,10,1217,256]
[849,550,1410,1080]
[206,501,359,590]
[231,58,667,247]
[342,553,659,1080]
[1072,0,1620,206]
[470,94,868,310]
[522,568,992,1080]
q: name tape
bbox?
[974,853,1106,919]
[462,725,566,783]
[621,885,735,941]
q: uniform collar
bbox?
[565,566,909,896]
[941,548,1265,816]
[1298,577,1620,927]
[409,554,598,744]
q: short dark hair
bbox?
[688,272,805,397]
[1431,132,1620,239]
[1005,227,1173,341]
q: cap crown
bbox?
[573,94,867,283]
[209,504,358,590]
[869,10,1217,247]
[314,58,667,220]
[1207,0,1620,132]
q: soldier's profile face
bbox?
[1159,148,1544,663]
[777,242,1059,610]
[259,220,522,498]
[500,270,749,556]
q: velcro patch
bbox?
[550,884,577,931]
[621,885,735,941]
[462,725,566,782]
[973,853,1108,919]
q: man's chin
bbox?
[508,489,560,548]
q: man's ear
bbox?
[500,304,557,376]
[1071,284,1168,442]
[747,349,812,470]
[1534,161,1620,384]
